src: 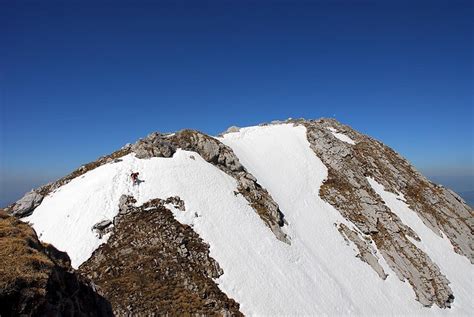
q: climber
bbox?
[130,172,139,185]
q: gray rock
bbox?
[338,223,387,279]
[164,196,186,211]
[93,219,112,231]
[118,195,136,216]
[220,126,240,135]
[92,219,113,239]
[9,190,44,217]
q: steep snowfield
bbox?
[23,123,471,315]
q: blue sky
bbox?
[1,0,473,206]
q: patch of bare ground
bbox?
[79,197,242,316]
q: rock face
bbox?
[337,223,388,280]
[299,118,471,308]
[0,212,113,317]
[79,196,242,316]
[131,129,289,243]
[92,220,113,239]
[8,190,44,218]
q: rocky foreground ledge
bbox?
[0,212,113,316]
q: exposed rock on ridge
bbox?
[298,118,471,308]
[309,119,472,262]
[80,195,242,316]
[0,212,113,317]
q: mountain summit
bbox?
[3,118,473,316]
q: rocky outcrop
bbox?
[298,118,470,308]
[8,190,44,218]
[93,219,113,231]
[0,212,113,316]
[337,223,387,280]
[80,196,242,316]
[131,130,289,243]
[92,220,113,239]
[305,119,472,262]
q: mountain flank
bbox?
[3,118,473,316]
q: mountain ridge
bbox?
[2,118,473,316]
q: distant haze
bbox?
[422,172,474,207]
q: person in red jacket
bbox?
[130,172,139,185]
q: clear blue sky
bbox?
[1,0,473,206]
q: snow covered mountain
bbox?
[4,118,473,316]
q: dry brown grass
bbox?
[1,212,114,316]
[0,212,53,291]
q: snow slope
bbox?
[23,123,471,315]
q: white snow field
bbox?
[23,123,472,315]
[327,126,356,145]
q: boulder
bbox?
[9,190,44,218]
